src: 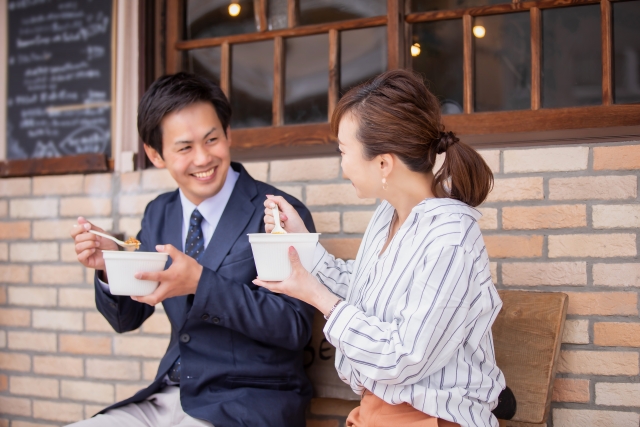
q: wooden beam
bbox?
[231,123,335,150]
[176,16,387,50]
[601,0,613,105]
[273,36,285,126]
[387,0,404,70]
[462,14,474,114]
[0,154,110,178]
[221,42,231,100]
[165,0,181,73]
[288,0,299,28]
[405,0,601,23]
[328,29,340,119]
[530,7,541,110]
[255,0,268,32]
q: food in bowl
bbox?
[103,250,169,296]
[248,233,320,281]
[124,237,141,250]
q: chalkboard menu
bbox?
[6,0,113,160]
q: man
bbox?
[70,73,315,426]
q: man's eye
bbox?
[179,146,191,152]
[207,138,217,144]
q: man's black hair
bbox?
[138,72,231,158]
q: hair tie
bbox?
[436,131,459,154]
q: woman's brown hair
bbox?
[331,69,493,207]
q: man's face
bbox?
[144,102,232,206]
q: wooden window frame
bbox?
[160,0,640,161]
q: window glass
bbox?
[185,0,256,39]
[299,0,386,26]
[613,1,640,104]
[411,0,508,12]
[341,27,388,95]
[411,20,463,114]
[285,34,329,125]
[185,47,222,86]
[542,5,601,108]
[268,0,288,30]
[231,41,274,128]
[474,13,530,112]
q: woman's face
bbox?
[337,112,383,200]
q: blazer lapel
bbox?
[200,163,257,273]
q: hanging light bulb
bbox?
[229,2,241,17]
[472,25,486,38]
[410,43,421,57]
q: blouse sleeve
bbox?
[310,243,354,300]
[322,242,500,386]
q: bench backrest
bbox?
[492,290,568,424]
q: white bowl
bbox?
[248,233,321,281]
[103,250,169,296]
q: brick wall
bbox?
[0,141,639,426]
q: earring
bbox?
[382,178,388,190]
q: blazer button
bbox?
[201,314,209,321]
[212,317,220,324]
[180,333,190,343]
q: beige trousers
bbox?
[66,386,214,427]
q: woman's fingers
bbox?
[252,279,282,294]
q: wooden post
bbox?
[530,7,541,110]
[328,29,340,119]
[601,0,613,105]
[387,0,405,70]
[273,36,285,126]
[462,14,474,114]
[165,0,182,74]
[221,42,231,100]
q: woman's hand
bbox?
[263,195,309,234]
[253,246,340,316]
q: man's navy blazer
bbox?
[95,163,316,426]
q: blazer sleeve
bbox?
[188,198,316,351]
[94,207,156,333]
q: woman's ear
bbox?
[143,144,166,169]
[379,153,395,178]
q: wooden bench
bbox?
[305,290,568,427]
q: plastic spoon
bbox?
[271,204,287,234]
[88,229,139,251]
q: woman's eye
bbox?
[335,147,343,155]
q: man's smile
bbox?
[192,167,216,179]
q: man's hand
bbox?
[132,244,203,306]
[70,217,119,271]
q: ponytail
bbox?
[432,131,494,207]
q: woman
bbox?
[254,70,504,427]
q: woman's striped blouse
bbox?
[312,198,505,427]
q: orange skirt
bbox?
[346,392,461,427]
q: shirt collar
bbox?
[179,167,240,227]
[415,197,482,221]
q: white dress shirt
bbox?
[312,198,504,427]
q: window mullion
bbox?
[273,36,285,126]
[387,0,404,70]
[254,0,268,32]
[165,0,182,74]
[288,0,299,28]
[462,14,474,114]
[601,0,613,105]
[221,42,231,100]
[531,7,541,111]
[328,29,340,119]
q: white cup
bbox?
[103,250,169,296]
[248,233,321,281]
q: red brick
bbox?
[33,400,83,422]
[557,350,638,375]
[0,352,31,372]
[502,205,586,230]
[8,331,57,352]
[565,292,637,316]
[594,322,640,347]
[553,408,639,427]
[593,145,640,170]
[59,335,112,355]
[0,395,31,416]
[33,355,83,377]
[552,378,590,403]
[61,380,115,404]
[483,235,543,259]
[10,376,59,398]
[0,265,29,283]
[0,308,31,326]
[0,221,30,239]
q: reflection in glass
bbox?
[411,0,508,12]
[300,0,385,26]
[412,20,463,114]
[231,41,273,128]
[542,5,601,108]
[341,27,387,95]
[185,0,256,39]
[474,13,530,112]
[185,47,222,86]
[268,0,288,30]
[613,1,640,104]
[285,34,329,125]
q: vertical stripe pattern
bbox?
[311,198,504,427]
